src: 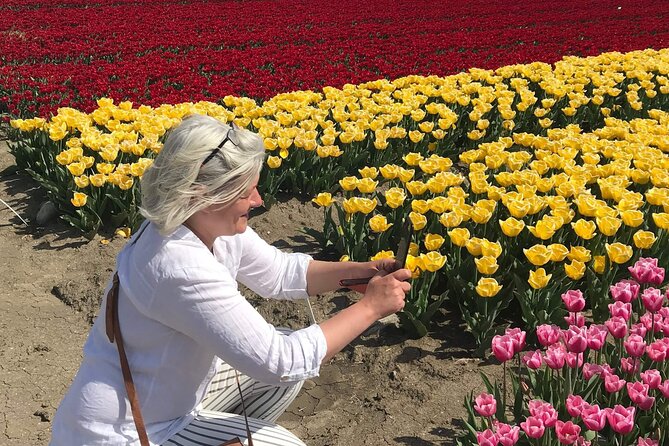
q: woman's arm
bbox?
[305,258,399,295]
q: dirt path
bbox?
[0,137,501,446]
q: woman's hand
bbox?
[359,267,412,319]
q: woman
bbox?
[50,114,411,445]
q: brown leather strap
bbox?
[106,271,150,446]
[105,268,254,446]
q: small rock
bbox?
[33,409,50,422]
[36,201,58,226]
[388,370,398,380]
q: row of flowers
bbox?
[460,259,669,445]
[2,0,669,118]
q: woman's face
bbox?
[211,176,263,236]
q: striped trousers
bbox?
[163,359,306,446]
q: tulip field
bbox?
[4,1,669,444]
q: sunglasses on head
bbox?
[202,123,241,166]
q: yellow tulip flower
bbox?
[505,199,530,219]
[357,178,378,194]
[66,161,86,177]
[115,227,132,238]
[89,173,106,187]
[596,216,622,237]
[339,255,350,262]
[619,210,644,228]
[605,242,633,264]
[312,193,334,207]
[429,196,450,214]
[71,192,87,207]
[420,251,447,272]
[439,211,463,228]
[355,197,377,215]
[379,164,400,180]
[424,234,445,251]
[96,163,115,175]
[564,260,586,280]
[475,277,503,297]
[358,166,378,179]
[645,187,669,206]
[465,237,484,257]
[398,168,415,183]
[475,256,499,275]
[411,200,430,214]
[480,240,502,258]
[55,150,74,166]
[548,244,569,262]
[267,156,282,169]
[527,221,557,241]
[369,215,393,233]
[371,250,395,261]
[384,187,406,209]
[409,242,420,257]
[403,152,424,166]
[470,207,493,224]
[499,217,525,237]
[405,254,423,278]
[448,228,470,247]
[528,268,552,289]
[652,213,669,230]
[567,246,592,263]
[118,175,134,190]
[73,175,89,188]
[406,181,428,196]
[408,130,425,144]
[593,255,607,274]
[409,212,427,231]
[571,219,597,240]
[633,230,656,249]
[339,176,358,191]
[524,244,552,266]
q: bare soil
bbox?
[0,137,502,446]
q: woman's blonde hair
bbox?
[139,114,265,235]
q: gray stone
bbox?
[35,201,58,226]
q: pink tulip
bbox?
[627,381,655,410]
[620,357,640,375]
[580,403,606,431]
[505,327,526,355]
[544,343,566,369]
[586,325,608,351]
[576,438,591,446]
[646,340,668,362]
[638,438,659,446]
[555,420,580,445]
[494,422,519,446]
[610,279,641,303]
[599,363,615,376]
[608,301,632,320]
[477,428,499,446]
[642,287,665,313]
[564,326,588,353]
[604,373,626,393]
[566,394,586,417]
[536,324,561,346]
[520,416,545,439]
[605,405,635,435]
[641,313,663,333]
[628,257,665,285]
[492,335,515,362]
[522,350,542,370]
[562,290,585,312]
[528,400,557,428]
[581,363,603,381]
[565,352,584,369]
[474,392,497,417]
[658,379,669,398]
[564,312,585,327]
[605,316,628,339]
[641,369,662,389]
[624,334,646,357]
[630,322,648,338]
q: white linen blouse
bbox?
[50,222,327,445]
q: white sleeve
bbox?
[235,228,313,300]
[148,262,327,385]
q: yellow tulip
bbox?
[73,175,89,188]
[420,251,447,272]
[403,152,424,166]
[408,130,425,144]
[267,156,282,169]
[475,256,499,275]
[465,237,484,256]
[55,150,74,165]
[89,173,107,187]
[652,213,669,230]
[369,215,393,233]
[66,161,86,177]
[633,230,656,249]
[406,181,428,196]
[409,242,420,257]
[339,176,358,191]
[605,242,633,264]
[571,219,597,240]
[470,206,493,224]
[115,227,131,238]
[405,254,423,278]
[564,260,586,280]
[480,240,502,258]
[505,199,530,218]
[439,211,463,228]
[527,221,557,241]
[593,255,607,274]
[424,234,445,251]
[71,192,87,207]
[340,255,350,262]
[398,168,415,183]
[118,175,134,190]
[567,246,591,263]
[548,244,569,262]
[646,187,669,206]
[475,277,503,297]
[356,197,377,214]
[96,163,115,175]
[379,164,400,180]
[312,193,334,207]
[528,268,552,289]
[409,212,427,230]
[411,199,430,214]
[357,178,378,194]
[619,210,644,227]
[596,216,622,237]
[358,166,378,179]
[524,244,552,266]
[384,187,406,209]
[499,217,525,237]
[371,250,395,261]
[429,196,450,213]
[448,228,470,247]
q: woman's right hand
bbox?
[360,268,412,319]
